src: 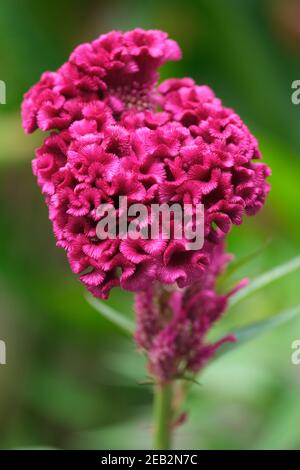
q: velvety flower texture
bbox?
[134,243,247,382]
[22,29,271,299]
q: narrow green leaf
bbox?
[230,255,300,308]
[85,293,135,336]
[216,304,300,360]
[220,238,271,283]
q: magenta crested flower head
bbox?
[22,29,271,299]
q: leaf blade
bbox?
[230,255,300,308]
[85,293,135,336]
[220,238,271,285]
[216,304,300,360]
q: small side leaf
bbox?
[230,255,300,308]
[85,293,135,336]
[219,238,271,287]
[216,304,300,360]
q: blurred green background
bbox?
[0,0,300,450]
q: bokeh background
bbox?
[1,0,300,450]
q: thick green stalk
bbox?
[153,382,173,450]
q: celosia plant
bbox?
[22,29,273,449]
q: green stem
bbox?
[153,382,173,450]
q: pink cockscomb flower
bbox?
[21,29,271,299]
[134,242,247,383]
